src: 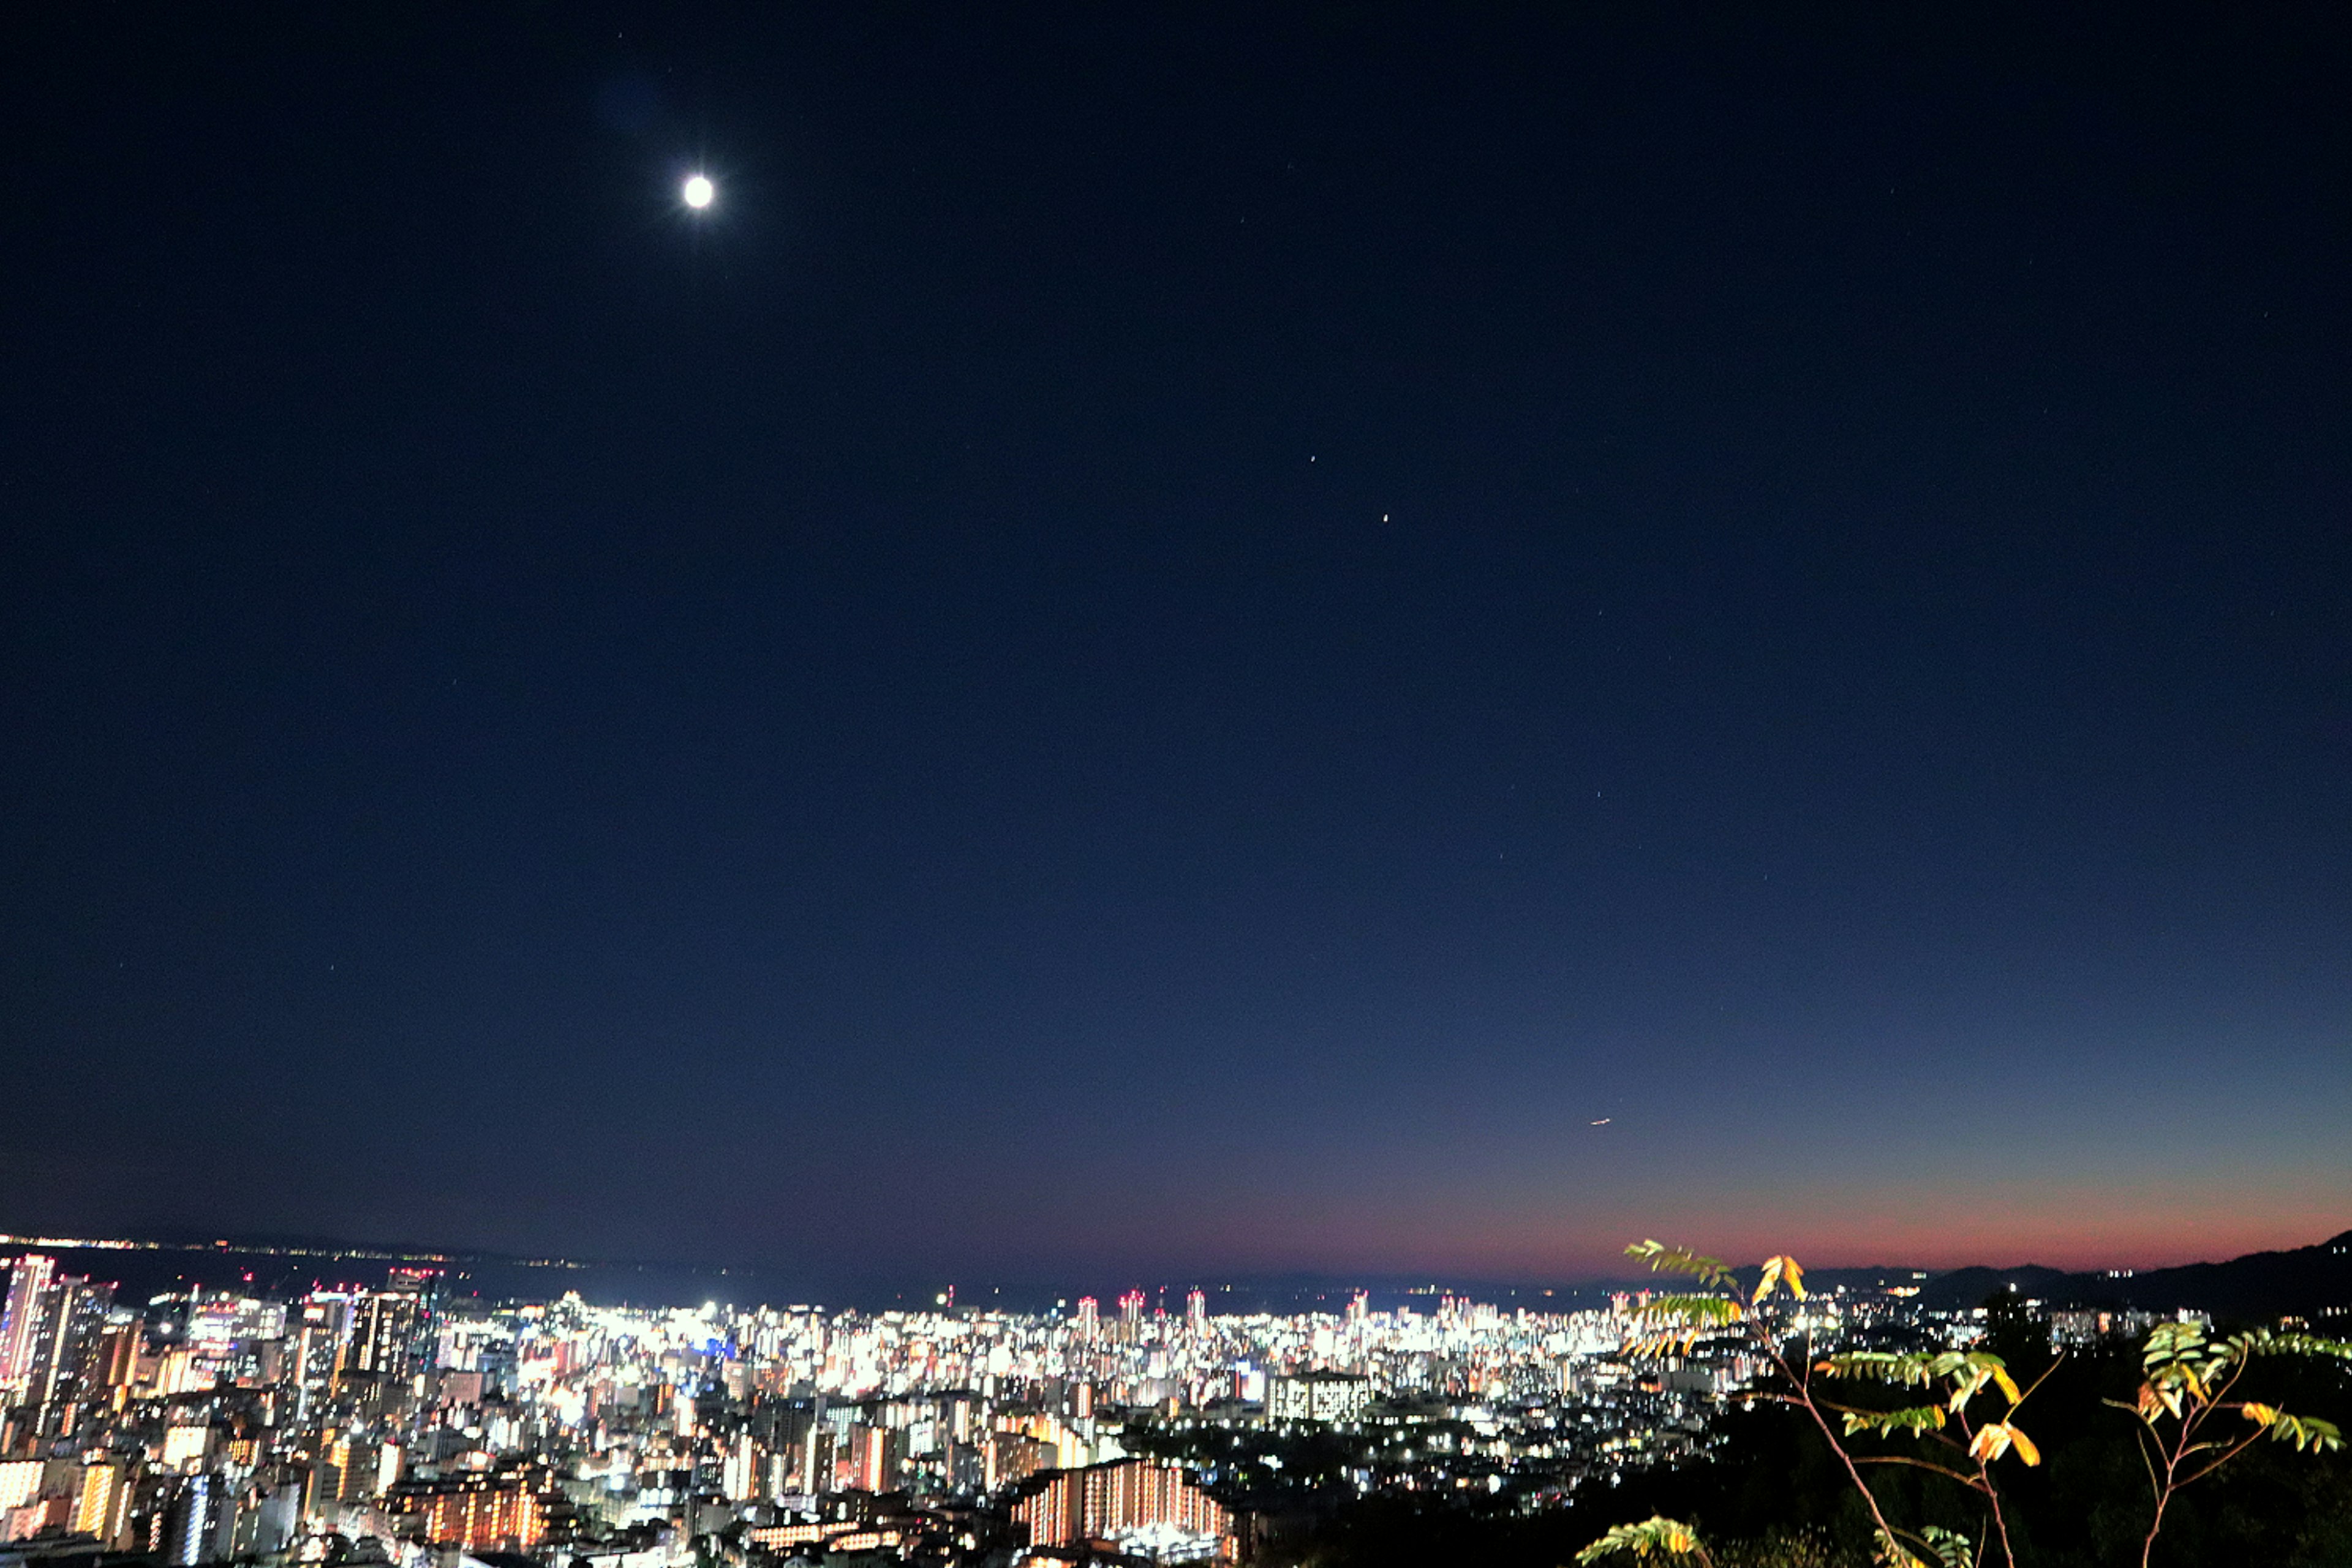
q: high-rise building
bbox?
[0,1256,57,1389]
[1074,1297,1098,1340]
[383,1469,550,1552]
[164,1474,216,1567]
[350,1296,410,1379]
[984,1432,1054,1491]
[227,1480,300,1559]
[289,1295,353,1421]
[799,1424,834,1498]
[721,1433,762,1502]
[91,1322,141,1392]
[1266,1369,1371,1423]
[1117,1291,1145,1344]
[163,1425,212,1470]
[845,1425,895,1493]
[0,1459,42,1509]
[29,1274,116,1409]
[73,1460,136,1547]
[1186,1289,1207,1337]
[1012,1458,1233,1560]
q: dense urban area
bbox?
[0,1237,2195,1568]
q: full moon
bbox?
[682,174,715,209]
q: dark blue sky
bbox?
[3,4,2347,1291]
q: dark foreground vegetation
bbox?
[1265,1305,2352,1568]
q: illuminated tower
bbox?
[1074,1297,1099,1340]
[30,1273,115,1409]
[847,1425,892,1492]
[165,1474,216,1567]
[352,1268,438,1381]
[1186,1289,1207,1338]
[1117,1291,1144,1343]
[722,1433,761,1502]
[0,1255,56,1389]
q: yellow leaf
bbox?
[1992,1366,2022,1404]
[2008,1425,2040,1466]
[2242,1403,2278,1427]
[1752,1254,1810,1303]
[1968,1424,2013,1463]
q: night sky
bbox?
[4,4,2348,1295]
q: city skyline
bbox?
[5,6,2350,1284]
[8,1220,2351,1318]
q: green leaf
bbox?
[1631,1294,1746,1327]
[1626,1241,1738,1291]
[1818,1352,1940,1387]
[1819,1349,2016,1412]
[1577,1517,1709,1563]
[1917,1526,1975,1568]
[1624,1292,1746,1358]
[2230,1330,2352,1365]
[2143,1320,2207,1372]
[1839,1404,1948,1438]
[1874,1529,1928,1567]
[2241,1404,2345,1453]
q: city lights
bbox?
[0,1243,2010,1568]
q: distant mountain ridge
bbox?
[10,1227,2348,1321]
[1909,1229,2352,1319]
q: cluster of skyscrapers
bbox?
[0,1250,1867,1568]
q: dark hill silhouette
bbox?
[1913,1229,2352,1319]
[1913,1264,2079,1311]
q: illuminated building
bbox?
[350,1270,437,1381]
[1074,1297,1098,1340]
[164,1474,216,1567]
[1265,1370,1371,1423]
[0,1461,40,1510]
[227,1481,300,1558]
[1012,1458,1234,1561]
[1186,1290,1207,1337]
[22,1271,115,1412]
[385,1470,551,1551]
[986,1431,1054,1490]
[722,1433,763,1502]
[162,1425,211,1469]
[73,1460,135,1546]
[91,1322,140,1392]
[845,1425,897,1492]
[0,1256,56,1389]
